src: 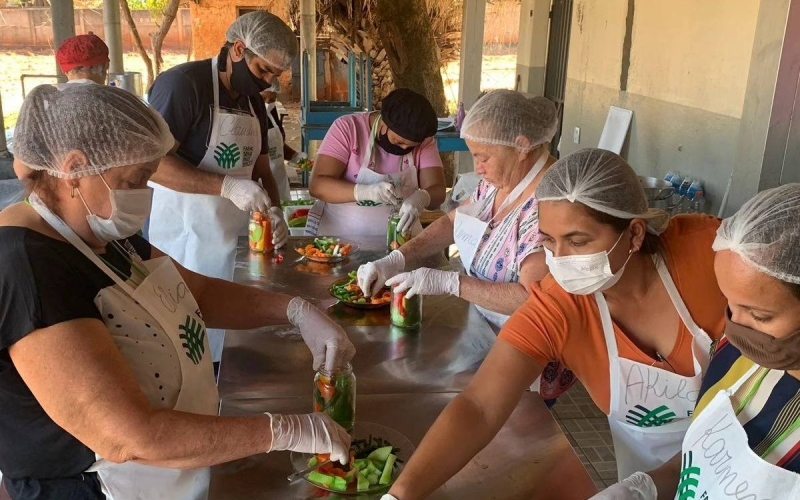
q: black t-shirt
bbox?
[147,49,272,167]
[0,227,151,499]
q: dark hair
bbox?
[582,204,664,257]
[786,282,800,302]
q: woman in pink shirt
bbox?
[307,88,446,236]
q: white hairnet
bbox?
[713,184,800,285]
[14,84,173,180]
[226,11,298,71]
[460,90,558,152]
[537,148,670,234]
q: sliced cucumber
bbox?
[307,456,318,468]
[331,476,348,491]
[379,454,397,485]
[307,471,334,488]
[357,475,370,491]
[368,446,394,464]
[367,473,379,485]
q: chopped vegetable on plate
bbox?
[331,271,391,306]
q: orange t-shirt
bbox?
[499,215,727,414]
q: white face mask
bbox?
[545,231,633,295]
[77,175,153,243]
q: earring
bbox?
[71,186,75,198]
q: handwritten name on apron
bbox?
[154,282,188,313]
[624,364,700,408]
[691,413,770,500]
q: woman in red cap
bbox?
[55,32,110,86]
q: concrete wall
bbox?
[559,0,789,216]
[0,8,192,51]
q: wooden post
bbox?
[51,0,76,81]
[516,0,550,95]
[456,0,486,174]
[103,0,125,74]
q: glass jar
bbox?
[390,287,423,329]
[387,208,413,251]
[313,363,356,433]
[248,211,273,253]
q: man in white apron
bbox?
[306,88,445,237]
[146,12,295,365]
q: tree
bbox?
[375,0,447,116]
[119,0,182,86]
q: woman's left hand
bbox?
[287,297,356,372]
[397,189,431,234]
[386,268,460,298]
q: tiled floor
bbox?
[548,383,619,491]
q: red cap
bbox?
[56,32,110,73]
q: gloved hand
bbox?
[379,495,399,500]
[221,176,271,212]
[266,412,351,464]
[385,268,460,298]
[358,250,406,298]
[354,182,398,205]
[397,189,430,235]
[589,472,657,500]
[287,297,356,373]
[289,151,308,163]
[268,207,289,248]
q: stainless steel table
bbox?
[218,236,495,399]
[209,393,598,500]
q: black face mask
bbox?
[377,132,415,156]
[230,56,270,96]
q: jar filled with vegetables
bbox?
[387,208,412,251]
[314,363,356,433]
[390,287,422,329]
[248,211,273,253]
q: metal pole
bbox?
[300,0,317,101]
[0,93,8,155]
[103,0,125,75]
[51,0,76,82]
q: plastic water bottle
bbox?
[454,102,466,132]
[691,193,707,214]
[687,180,703,201]
[679,176,693,198]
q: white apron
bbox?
[266,103,292,203]
[676,365,800,500]
[597,256,713,480]
[305,114,422,237]
[453,151,547,331]
[148,56,262,363]
[29,194,219,500]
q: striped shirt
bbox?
[695,337,800,471]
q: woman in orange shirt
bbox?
[381,148,727,500]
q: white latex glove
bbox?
[357,250,406,298]
[220,176,271,212]
[268,207,289,248]
[385,268,460,298]
[287,297,356,373]
[397,189,431,234]
[354,181,398,205]
[289,151,308,163]
[589,472,657,500]
[379,496,399,500]
[266,412,351,464]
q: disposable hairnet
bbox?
[460,90,558,152]
[537,148,670,234]
[713,184,800,285]
[14,84,174,180]
[226,11,298,71]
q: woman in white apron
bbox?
[359,91,576,403]
[306,88,446,237]
[592,184,800,500]
[377,148,729,500]
[0,84,354,500]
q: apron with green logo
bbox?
[148,55,262,363]
[30,193,219,500]
[597,255,713,480]
[677,365,800,499]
